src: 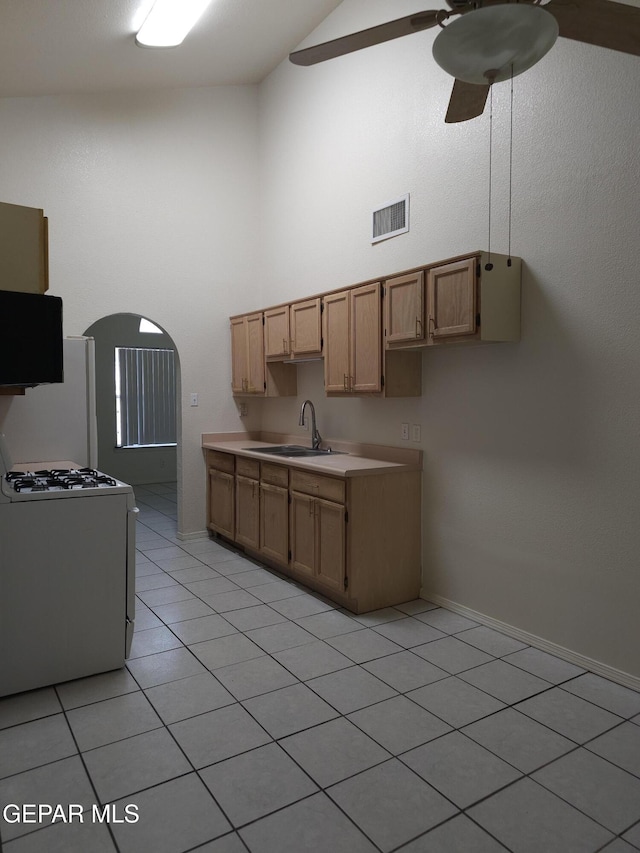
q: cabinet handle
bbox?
[428,316,436,336]
[283,337,289,355]
[343,374,348,392]
[308,498,315,517]
[416,317,423,339]
[349,375,354,392]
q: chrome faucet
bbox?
[299,399,322,450]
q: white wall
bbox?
[0,1,637,680]
[0,85,262,534]
[256,0,640,678]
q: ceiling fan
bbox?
[289,0,640,122]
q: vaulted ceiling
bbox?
[0,0,343,97]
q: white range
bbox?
[0,433,137,697]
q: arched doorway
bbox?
[83,314,180,492]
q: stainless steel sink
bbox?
[244,445,345,458]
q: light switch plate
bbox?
[411,424,421,442]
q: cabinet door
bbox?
[323,291,351,393]
[427,257,477,341]
[260,483,289,565]
[316,498,346,595]
[264,306,290,360]
[384,271,425,344]
[230,316,248,394]
[0,201,48,293]
[246,312,265,393]
[291,298,322,357]
[235,475,260,550]
[350,282,382,393]
[289,491,316,578]
[208,469,235,539]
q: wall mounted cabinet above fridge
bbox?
[0,201,49,294]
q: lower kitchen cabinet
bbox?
[235,474,260,550]
[290,492,345,596]
[208,467,235,539]
[259,482,289,565]
[205,448,421,613]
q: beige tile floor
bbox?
[0,482,639,853]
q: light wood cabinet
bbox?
[231,312,297,397]
[290,297,322,358]
[0,201,49,294]
[231,312,265,394]
[205,447,422,613]
[229,250,519,400]
[384,270,425,345]
[323,289,350,392]
[264,298,323,361]
[264,305,291,360]
[324,282,421,397]
[207,450,235,538]
[428,253,521,344]
[290,491,346,595]
[259,482,289,566]
[427,256,477,341]
[384,253,521,349]
[235,474,260,550]
[324,283,382,394]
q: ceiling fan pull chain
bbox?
[507,64,514,268]
[485,82,493,272]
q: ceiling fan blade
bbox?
[289,10,442,66]
[545,0,640,57]
[445,79,490,123]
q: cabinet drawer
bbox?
[236,456,260,479]
[290,469,345,503]
[261,462,289,488]
[207,450,235,474]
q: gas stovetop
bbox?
[0,435,134,503]
[5,468,118,493]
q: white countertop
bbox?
[202,438,420,478]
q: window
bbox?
[115,347,176,448]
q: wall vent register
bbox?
[372,193,409,243]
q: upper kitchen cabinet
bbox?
[427,253,521,344]
[231,312,264,394]
[264,305,290,360]
[230,311,296,397]
[290,297,322,358]
[264,297,323,361]
[384,270,425,345]
[324,283,381,394]
[0,201,49,293]
[324,282,421,397]
[384,253,521,349]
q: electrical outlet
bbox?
[190,393,199,407]
[401,423,409,441]
[239,402,248,417]
[411,424,421,442]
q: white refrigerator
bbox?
[0,336,98,467]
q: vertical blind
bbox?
[115,347,176,447]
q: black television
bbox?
[0,290,63,387]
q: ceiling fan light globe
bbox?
[432,4,559,85]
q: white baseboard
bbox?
[421,589,640,692]
[175,529,209,542]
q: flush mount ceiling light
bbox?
[432,4,559,85]
[136,0,213,48]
